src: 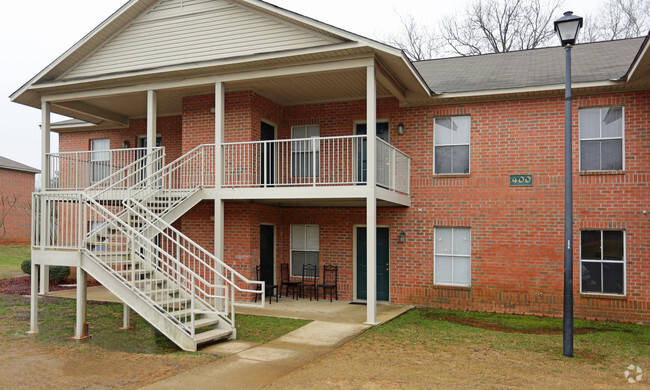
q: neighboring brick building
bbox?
[0,157,38,245]
[10,0,650,350]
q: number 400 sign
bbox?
[510,175,533,187]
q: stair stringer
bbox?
[80,251,204,352]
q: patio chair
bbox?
[280,262,299,299]
[254,264,278,304]
[318,265,338,302]
[298,264,318,301]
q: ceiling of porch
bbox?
[51,67,394,130]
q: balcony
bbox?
[45,136,411,206]
[219,135,410,206]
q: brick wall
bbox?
[0,168,35,245]
[59,116,183,162]
[59,88,650,323]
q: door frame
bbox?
[260,223,277,284]
[352,224,390,302]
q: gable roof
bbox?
[11,0,430,109]
[0,156,40,174]
[414,37,645,94]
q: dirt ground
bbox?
[0,339,213,390]
[269,337,650,389]
[0,288,215,390]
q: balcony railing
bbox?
[222,135,410,195]
[46,148,150,191]
[45,137,410,196]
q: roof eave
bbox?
[9,0,154,104]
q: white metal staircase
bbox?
[34,145,262,351]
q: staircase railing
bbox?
[129,144,215,219]
[32,191,263,337]
[88,147,166,202]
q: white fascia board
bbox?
[626,35,650,82]
[236,0,432,96]
[432,80,623,99]
[32,42,366,92]
[41,57,376,102]
[9,0,151,103]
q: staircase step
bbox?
[145,288,180,299]
[194,328,232,345]
[169,308,193,318]
[193,317,220,329]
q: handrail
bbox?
[125,198,261,293]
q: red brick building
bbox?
[0,157,38,245]
[11,0,650,350]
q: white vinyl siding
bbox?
[434,227,471,287]
[64,0,343,80]
[291,225,319,277]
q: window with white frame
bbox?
[434,227,471,286]
[581,230,625,295]
[90,139,110,182]
[579,107,623,171]
[292,125,320,178]
[291,224,319,277]
[434,116,470,175]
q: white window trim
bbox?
[290,224,320,278]
[433,227,472,287]
[579,230,627,296]
[578,106,625,172]
[291,125,320,179]
[433,116,471,175]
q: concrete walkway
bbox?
[49,287,411,389]
[147,298,411,389]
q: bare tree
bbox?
[584,0,650,41]
[0,192,30,239]
[441,0,564,56]
[384,13,441,60]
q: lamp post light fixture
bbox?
[554,10,583,359]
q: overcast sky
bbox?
[0,0,604,170]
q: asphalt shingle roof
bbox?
[413,38,645,94]
[0,156,40,174]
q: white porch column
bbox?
[146,90,157,179]
[214,82,226,312]
[39,101,50,295]
[29,261,38,334]
[74,266,89,339]
[120,304,131,330]
[365,64,378,325]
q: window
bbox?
[291,225,319,277]
[90,139,110,182]
[581,230,625,295]
[579,107,623,171]
[434,116,470,174]
[292,125,320,178]
[434,227,471,286]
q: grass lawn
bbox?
[0,293,310,389]
[0,245,30,279]
[270,308,650,389]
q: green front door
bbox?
[356,227,390,301]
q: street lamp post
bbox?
[554,11,583,358]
